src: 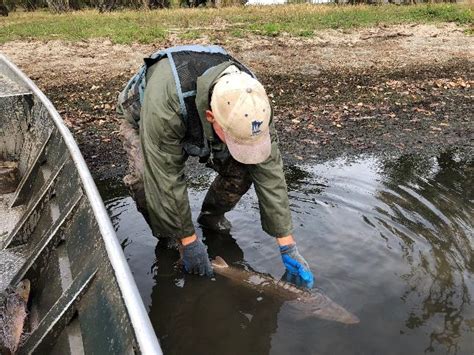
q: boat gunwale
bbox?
[0,54,162,355]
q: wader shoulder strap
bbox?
[127,45,256,158]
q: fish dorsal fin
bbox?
[213,256,229,268]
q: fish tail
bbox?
[212,256,229,268]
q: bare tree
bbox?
[98,0,118,12]
[0,1,8,16]
[143,0,170,8]
[23,0,38,10]
[46,0,71,12]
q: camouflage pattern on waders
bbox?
[116,83,149,221]
[202,156,253,218]
[116,46,293,241]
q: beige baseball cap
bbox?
[210,71,272,164]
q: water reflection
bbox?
[148,229,283,355]
[284,165,327,194]
[378,152,473,353]
[102,151,473,355]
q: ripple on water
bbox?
[103,151,473,355]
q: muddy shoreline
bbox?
[1,23,472,181]
[48,60,473,182]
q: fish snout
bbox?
[344,313,360,325]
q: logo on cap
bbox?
[251,120,263,136]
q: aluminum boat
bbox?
[0,54,162,354]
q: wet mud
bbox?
[0,23,472,181]
[42,58,473,182]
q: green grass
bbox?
[230,28,244,37]
[179,29,201,40]
[0,3,471,44]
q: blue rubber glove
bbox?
[182,239,213,277]
[280,244,314,289]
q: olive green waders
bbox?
[118,119,252,233]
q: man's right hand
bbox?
[181,236,213,277]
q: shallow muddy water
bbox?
[99,151,473,355]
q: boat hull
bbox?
[0,55,162,354]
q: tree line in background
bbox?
[0,0,460,15]
[0,0,177,13]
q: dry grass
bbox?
[0,3,472,43]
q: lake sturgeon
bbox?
[211,256,359,325]
[0,54,161,354]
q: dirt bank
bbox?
[1,23,472,180]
